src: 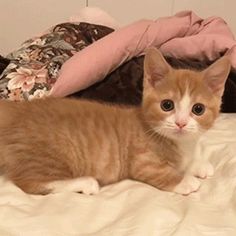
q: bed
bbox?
[0,114,235,235]
[0,7,236,236]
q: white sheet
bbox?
[0,114,236,236]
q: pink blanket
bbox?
[50,11,236,97]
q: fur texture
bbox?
[0,48,231,195]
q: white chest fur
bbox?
[177,136,199,171]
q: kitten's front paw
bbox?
[191,162,214,179]
[173,175,201,195]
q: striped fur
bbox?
[0,48,230,195]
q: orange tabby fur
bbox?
[0,48,231,195]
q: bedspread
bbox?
[0,113,235,236]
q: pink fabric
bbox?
[51,11,236,97]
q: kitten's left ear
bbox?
[144,47,171,87]
[203,56,231,97]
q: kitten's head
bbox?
[142,48,231,140]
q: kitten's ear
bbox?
[203,56,231,97]
[144,47,171,87]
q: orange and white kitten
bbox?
[0,48,231,195]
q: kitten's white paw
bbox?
[173,175,201,195]
[47,176,100,195]
[191,162,214,179]
[79,177,100,195]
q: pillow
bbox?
[70,7,120,30]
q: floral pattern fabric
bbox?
[0,22,113,101]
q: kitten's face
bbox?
[142,48,231,140]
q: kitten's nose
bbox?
[175,121,187,129]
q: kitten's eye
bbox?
[160,99,174,112]
[192,103,205,116]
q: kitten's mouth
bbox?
[173,128,187,135]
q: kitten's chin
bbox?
[167,132,189,141]
[157,128,200,141]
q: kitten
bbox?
[0,48,230,195]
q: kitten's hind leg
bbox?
[5,157,100,195]
[46,177,100,195]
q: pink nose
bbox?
[175,121,187,128]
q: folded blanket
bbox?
[51,11,236,97]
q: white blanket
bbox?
[0,114,236,236]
